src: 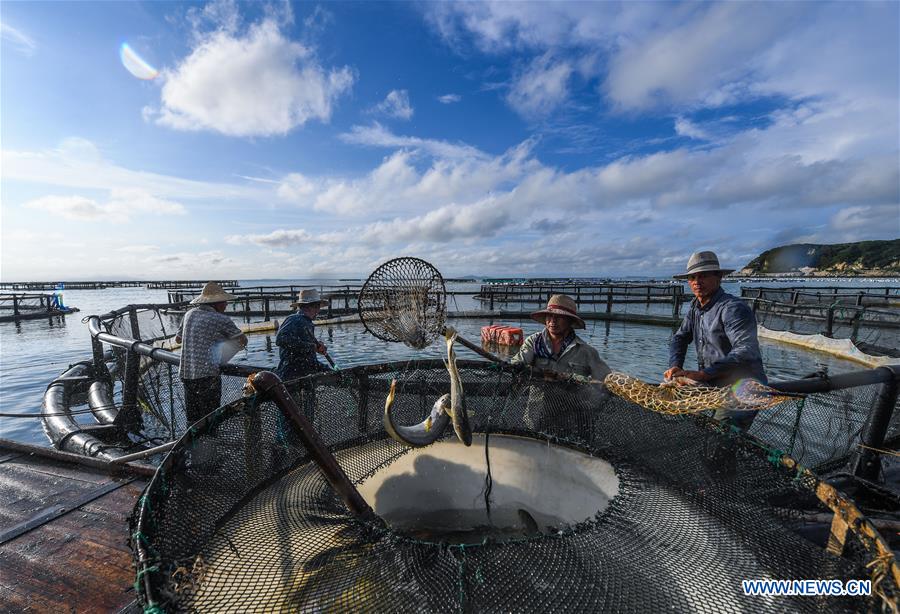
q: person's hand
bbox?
[664,366,685,380]
[316,342,327,355]
[673,370,710,385]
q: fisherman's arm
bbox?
[664,315,693,380]
[588,347,611,380]
[509,334,537,366]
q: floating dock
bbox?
[0,439,151,611]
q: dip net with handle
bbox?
[357,256,447,350]
[129,359,899,612]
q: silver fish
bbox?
[384,379,452,447]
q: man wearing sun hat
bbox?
[511,294,610,379]
[176,282,248,424]
[275,288,332,381]
[665,251,766,430]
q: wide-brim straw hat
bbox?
[530,294,585,329]
[191,281,236,304]
[291,288,328,309]
[673,251,735,279]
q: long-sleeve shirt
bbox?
[510,330,611,380]
[275,312,329,380]
[668,288,767,386]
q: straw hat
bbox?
[291,288,328,309]
[190,281,236,304]
[530,294,585,329]
[672,251,734,279]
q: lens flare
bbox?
[120,42,158,80]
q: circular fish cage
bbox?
[131,360,898,612]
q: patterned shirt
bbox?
[668,287,767,386]
[178,305,243,380]
[275,312,329,380]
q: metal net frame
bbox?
[358,257,447,349]
[131,360,899,613]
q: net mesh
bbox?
[131,360,898,612]
[358,257,446,349]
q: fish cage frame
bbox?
[128,361,900,612]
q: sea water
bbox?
[0,278,890,446]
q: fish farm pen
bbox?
[14,260,900,612]
[0,292,79,322]
[7,251,900,613]
[6,286,893,612]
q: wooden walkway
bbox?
[0,441,150,612]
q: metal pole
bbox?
[251,371,380,522]
[851,367,899,481]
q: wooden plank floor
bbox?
[0,448,147,612]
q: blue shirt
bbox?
[275,312,329,380]
[668,288,767,386]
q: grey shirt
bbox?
[668,288,766,386]
[178,305,243,380]
[510,330,611,380]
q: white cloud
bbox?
[339,123,487,160]
[829,205,900,239]
[506,54,574,118]
[23,196,106,221]
[116,244,161,254]
[23,189,186,222]
[225,228,315,247]
[437,93,461,104]
[154,18,354,136]
[1,22,37,56]
[373,89,414,119]
[674,117,709,141]
[2,138,270,202]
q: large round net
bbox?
[131,360,898,612]
[357,257,446,349]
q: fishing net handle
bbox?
[249,371,380,523]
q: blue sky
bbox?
[2,1,898,280]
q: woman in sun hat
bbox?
[510,294,610,379]
[176,282,248,424]
[510,294,610,439]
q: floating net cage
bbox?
[751,300,900,353]
[131,360,900,613]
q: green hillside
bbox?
[739,239,900,276]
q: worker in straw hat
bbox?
[511,294,610,439]
[511,294,610,380]
[664,250,766,431]
[176,282,248,424]
[275,288,332,382]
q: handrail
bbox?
[86,314,262,377]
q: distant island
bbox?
[736,239,900,277]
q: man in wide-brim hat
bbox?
[511,294,610,380]
[176,282,248,424]
[665,251,766,430]
[275,288,332,383]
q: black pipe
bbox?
[769,365,899,394]
[851,367,899,481]
[251,371,381,524]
